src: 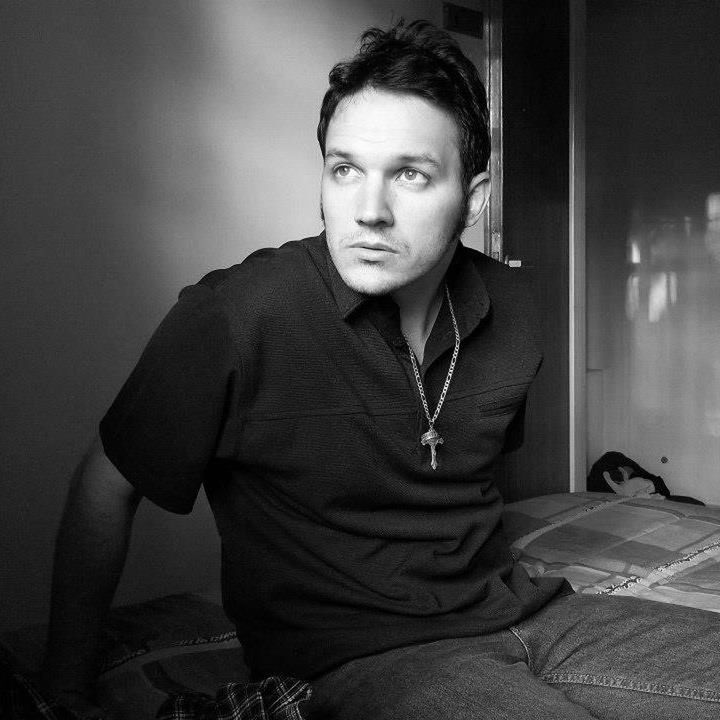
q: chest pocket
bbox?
[441,378,533,462]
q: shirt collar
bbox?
[445,243,491,341]
[317,232,370,320]
[317,232,491,335]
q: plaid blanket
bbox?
[0,658,310,720]
[156,677,311,720]
[0,659,78,720]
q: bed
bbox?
[3,492,720,719]
[503,491,720,612]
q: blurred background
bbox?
[585,0,720,506]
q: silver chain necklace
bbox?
[404,283,461,470]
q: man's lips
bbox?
[348,240,397,253]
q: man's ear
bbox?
[464,171,490,229]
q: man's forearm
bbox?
[42,440,141,702]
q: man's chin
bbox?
[338,265,402,297]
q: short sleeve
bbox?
[100,283,237,514]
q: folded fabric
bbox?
[587,451,704,505]
[156,677,312,720]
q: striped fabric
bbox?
[504,492,720,613]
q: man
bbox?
[43,20,719,720]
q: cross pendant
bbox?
[420,427,444,470]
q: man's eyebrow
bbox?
[395,153,441,169]
[324,149,353,162]
[324,149,442,168]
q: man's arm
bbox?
[40,435,142,713]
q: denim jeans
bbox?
[305,594,720,719]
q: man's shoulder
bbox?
[197,235,322,296]
[176,234,333,338]
[187,235,329,326]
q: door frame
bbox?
[486,0,586,494]
[484,0,588,492]
[485,0,504,262]
[569,0,586,491]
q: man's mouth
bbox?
[348,240,397,253]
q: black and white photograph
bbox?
[2,2,719,718]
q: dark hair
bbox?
[317,19,490,188]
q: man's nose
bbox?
[355,177,393,227]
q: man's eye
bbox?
[399,168,427,184]
[333,165,356,179]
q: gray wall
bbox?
[1,0,487,631]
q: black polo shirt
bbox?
[100,233,565,680]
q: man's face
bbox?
[321,88,487,297]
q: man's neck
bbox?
[392,244,457,364]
